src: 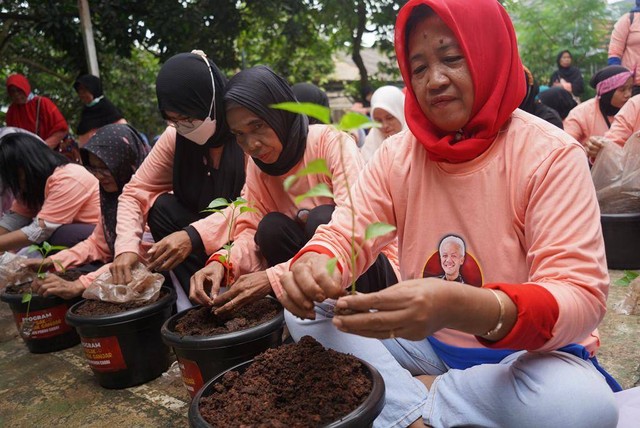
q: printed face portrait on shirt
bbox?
[422,233,483,287]
[439,236,465,281]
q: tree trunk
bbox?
[351,0,368,97]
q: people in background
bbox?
[519,66,563,129]
[565,65,633,147]
[586,93,640,159]
[0,131,99,253]
[73,74,127,147]
[5,73,68,149]
[361,85,407,162]
[549,50,584,101]
[291,82,330,126]
[280,1,619,427]
[608,0,640,95]
[110,51,246,294]
[538,86,577,120]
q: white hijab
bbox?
[361,85,407,162]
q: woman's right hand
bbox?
[585,136,606,158]
[110,252,139,285]
[189,262,225,306]
[21,258,52,271]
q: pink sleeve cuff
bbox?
[477,283,559,350]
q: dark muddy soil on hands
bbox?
[174,298,279,336]
[199,335,372,427]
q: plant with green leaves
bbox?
[615,270,639,287]
[202,197,257,288]
[20,241,67,336]
[272,102,396,294]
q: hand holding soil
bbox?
[147,230,192,272]
[212,270,272,315]
[190,261,225,306]
[32,273,84,299]
[110,252,139,284]
[280,252,345,320]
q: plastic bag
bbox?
[82,264,164,303]
[0,253,34,293]
[592,133,640,214]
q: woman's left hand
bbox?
[212,271,272,315]
[147,230,192,272]
[32,274,84,299]
[332,278,451,341]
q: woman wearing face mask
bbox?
[189,66,399,313]
[280,1,619,427]
[110,51,246,295]
[361,85,407,162]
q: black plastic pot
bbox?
[188,358,386,428]
[0,288,81,353]
[601,213,640,269]
[65,286,176,389]
[161,299,285,397]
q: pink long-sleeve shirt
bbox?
[212,124,399,294]
[563,98,610,146]
[114,126,242,258]
[11,163,100,225]
[603,93,640,145]
[609,12,640,86]
[296,110,608,355]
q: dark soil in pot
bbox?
[0,269,84,354]
[161,297,285,398]
[66,286,176,389]
[191,336,385,428]
[174,298,280,335]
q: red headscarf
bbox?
[395,0,525,163]
[6,74,31,96]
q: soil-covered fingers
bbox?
[111,253,138,284]
[189,270,214,306]
[280,271,316,319]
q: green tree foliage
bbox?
[503,0,612,100]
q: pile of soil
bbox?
[199,335,372,427]
[174,298,279,336]
[73,289,169,316]
[4,269,84,295]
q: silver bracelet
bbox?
[484,289,505,337]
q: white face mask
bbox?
[177,50,217,146]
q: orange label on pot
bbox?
[178,358,204,397]
[81,336,126,372]
[13,304,73,339]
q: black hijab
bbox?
[538,87,577,120]
[291,83,329,125]
[156,52,245,214]
[549,50,584,96]
[225,66,308,176]
[74,75,124,135]
[80,124,149,254]
[590,65,632,125]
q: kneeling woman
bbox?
[27,124,149,299]
[0,131,99,253]
[190,66,399,311]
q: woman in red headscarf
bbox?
[5,73,69,149]
[279,1,619,427]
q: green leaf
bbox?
[222,243,233,252]
[22,293,32,304]
[623,270,639,281]
[239,206,257,214]
[207,198,231,210]
[326,257,338,277]
[283,175,298,191]
[270,102,331,125]
[43,241,52,253]
[232,197,248,207]
[365,222,397,241]
[614,270,640,286]
[218,254,227,264]
[27,244,41,255]
[336,112,374,132]
[294,183,335,205]
[48,245,68,251]
[53,260,66,273]
[297,159,333,179]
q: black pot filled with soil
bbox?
[66,285,176,389]
[161,297,285,398]
[0,270,83,354]
[601,212,640,269]
[189,336,385,428]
